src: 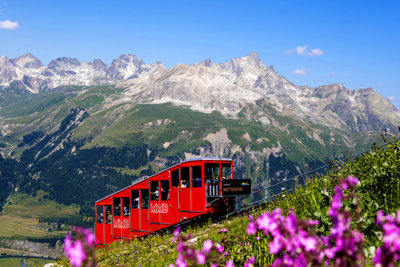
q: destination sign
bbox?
[222,179,251,196]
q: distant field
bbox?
[0,190,79,240]
[0,247,25,255]
[0,257,53,267]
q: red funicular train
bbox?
[95,157,251,246]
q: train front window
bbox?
[181,167,190,188]
[161,180,170,200]
[122,197,130,217]
[222,163,232,179]
[151,181,159,200]
[131,190,139,209]
[171,169,179,187]
[96,205,103,224]
[113,198,121,216]
[191,166,202,187]
[105,205,112,224]
[141,189,149,209]
[205,163,220,183]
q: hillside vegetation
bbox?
[59,138,400,266]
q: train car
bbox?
[94,157,251,246]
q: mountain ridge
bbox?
[1,52,399,134]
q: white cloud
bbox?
[292,69,307,76]
[0,20,19,30]
[285,45,323,57]
[387,96,397,101]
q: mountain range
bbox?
[1,52,398,135]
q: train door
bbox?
[170,169,180,224]
[191,165,204,212]
[140,189,150,232]
[131,190,140,231]
[112,198,122,239]
[104,205,112,244]
[121,197,131,239]
[180,167,191,211]
[95,205,104,245]
[150,181,160,224]
[160,180,170,224]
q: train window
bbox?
[205,163,220,183]
[181,167,190,188]
[131,190,139,209]
[171,169,179,187]
[192,166,202,187]
[151,181,159,200]
[122,197,130,217]
[113,198,121,216]
[161,180,170,200]
[105,205,112,224]
[96,206,104,223]
[222,163,232,179]
[141,189,149,209]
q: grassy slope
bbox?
[72,102,370,167]
[0,257,53,266]
[0,190,79,240]
[57,138,400,266]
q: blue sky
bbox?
[1,0,399,107]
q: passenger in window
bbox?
[114,205,121,216]
[99,213,103,223]
[161,187,169,200]
[123,206,129,216]
[193,177,201,187]
[106,210,112,223]
[133,197,139,208]
[181,178,188,188]
[151,187,159,200]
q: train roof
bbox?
[95,157,232,204]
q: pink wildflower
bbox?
[202,240,213,253]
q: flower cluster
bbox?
[169,226,230,267]
[325,176,365,266]
[248,208,325,266]
[373,210,400,267]
[64,227,97,267]
[246,176,365,266]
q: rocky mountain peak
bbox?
[0,55,10,64]
[0,55,18,82]
[11,53,43,69]
[91,59,108,72]
[48,57,81,69]
[201,59,212,67]
[247,51,261,63]
[107,54,146,80]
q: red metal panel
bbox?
[169,187,180,224]
[180,188,191,211]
